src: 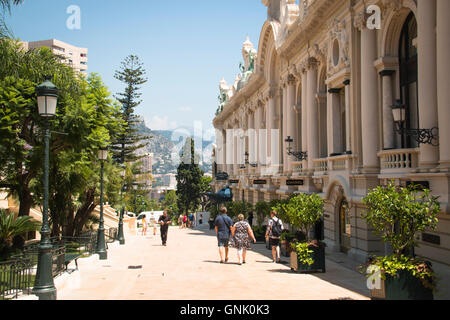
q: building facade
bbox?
[22,39,88,75]
[212,0,450,267]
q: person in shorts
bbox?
[214,207,233,264]
[265,210,284,263]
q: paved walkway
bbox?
[55,226,370,300]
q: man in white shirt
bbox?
[265,210,284,263]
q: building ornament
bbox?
[327,19,350,77]
[353,10,368,31]
[382,0,403,15]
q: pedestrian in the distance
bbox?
[158,210,172,246]
[265,210,284,263]
[189,213,194,228]
[141,214,148,236]
[199,213,203,225]
[178,215,183,229]
[214,207,233,264]
[231,214,256,265]
[182,215,188,229]
[152,218,158,236]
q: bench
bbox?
[64,252,82,272]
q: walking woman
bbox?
[142,214,148,236]
[231,214,256,265]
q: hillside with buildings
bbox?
[135,118,212,176]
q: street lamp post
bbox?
[133,183,138,215]
[118,164,126,245]
[391,100,439,146]
[32,76,59,300]
[96,148,108,260]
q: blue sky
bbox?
[6,0,267,138]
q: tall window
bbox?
[399,13,418,149]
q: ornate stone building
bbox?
[212,0,450,267]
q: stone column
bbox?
[437,0,450,169]
[380,70,395,150]
[215,128,225,171]
[234,125,239,174]
[282,83,288,173]
[266,89,276,164]
[222,128,227,172]
[327,88,343,156]
[255,105,263,167]
[287,75,297,172]
[301,70,308,165]
[343,80,352,153]
[248,110,256,166]
[306,59,319,170]
[360,26,380,171]
[417,0,439,169]
[226,127,234,174]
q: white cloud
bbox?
[145,116,177,131]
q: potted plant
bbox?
[360,182,440,300]
[283,193,326,273]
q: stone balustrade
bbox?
[378,148,420,172]
[313,158,329,174]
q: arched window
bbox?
[398,13,418,149]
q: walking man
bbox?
[214,207,233,264]
[266,210,284,263]
[158,210,172,246]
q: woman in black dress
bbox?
[231,214,256,265]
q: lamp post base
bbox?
[96,229,107,260]
[97,251,108,260]
[32,287,57,301]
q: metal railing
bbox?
[1,230,107,300]
[0,258,35,300]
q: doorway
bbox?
[338,198,351,253]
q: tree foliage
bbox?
[225,201,253,221]
[176,138,203,215]
[254,201,270,226]
[0,38,126,236]
[282,193,324,242]
[111,55,150,164]
[362,182,440,256]
[0,209,40,260]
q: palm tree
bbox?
[0,209,40,260]
[0,0,24,38]
[0,0,23,12]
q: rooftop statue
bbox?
[236,37,257,92]
[216,37,257,116]
[216,78,229,116]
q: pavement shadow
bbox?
[203,260,242,266]
[267,269,296,274]
[310,267,370,298]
